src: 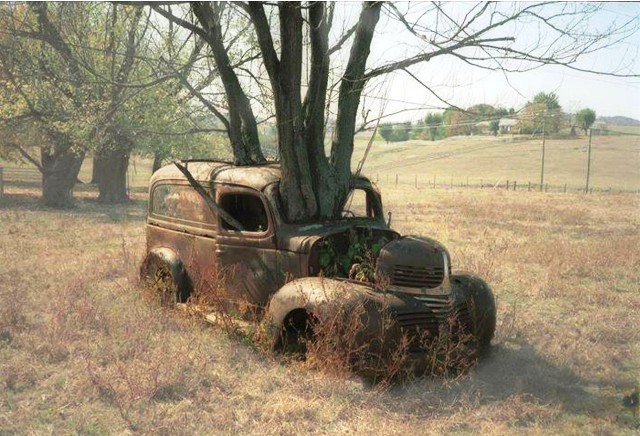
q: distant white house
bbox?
[473,118,518,135]
[499,118,518,133]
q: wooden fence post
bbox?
[395,174,398,187]
[514,181,517,191]
[506,180,509,190]
[528,181,531,191]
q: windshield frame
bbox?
[266,178,386,227]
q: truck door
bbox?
[215,185,280,310]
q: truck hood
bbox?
[276,221,397,253]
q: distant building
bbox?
[499,118,518,133]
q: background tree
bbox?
[533,92,561,111]
[532,92,563,133]
[378,123,394,144]
[394,122,412,142]
[0,3,208,205]
[575,108,596,134]
[378,122,410,143]
[518,91,564,134]
[489,120,500,136]
[0,3,99,207]
[424,112,443,141]
[443,108,474,137]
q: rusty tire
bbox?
[140,254,190,307]
[276,309,316,356]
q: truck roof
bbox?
[150,160,282,191]
[150,160,374,192]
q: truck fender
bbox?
[450,273,496,350]
[140,247,191,302]
[264,277,374,351]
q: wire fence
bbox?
[370,173,639,195]
[0,165,637,197]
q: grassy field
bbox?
[1,171,639,433]
[354,132,640,192]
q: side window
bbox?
[342,188,374,218]
[219,193,268,232]
[152,184,215,225]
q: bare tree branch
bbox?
[4,142,44,173]
[328,23,358,56]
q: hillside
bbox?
[598,116,640,126]
[353,130,640,191]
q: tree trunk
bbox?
[329,2,381,217]
[272,3,318,222]
[41,148,85,208]
[90,155,103,184]
[96,148,130,203]
[304,2,337,220]
[152,151,163,173]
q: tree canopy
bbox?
[0,3,214,205]
[575,108,597,134]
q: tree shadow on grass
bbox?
[472,340,599,411]
[0,191,148,224]
[378,338,613,421]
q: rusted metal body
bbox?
[143,160,496,361]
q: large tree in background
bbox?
[0,3,97,207]
[0,2,209,206]
[575,108,597,134]
[0,3,153,205]
[156,1,638,222]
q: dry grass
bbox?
[1,177,639,433]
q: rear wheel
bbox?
[140,253,190,307]
[276,309,316,355]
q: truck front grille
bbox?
[395,295,473,348]
[395,294,452,339]
[392,265,445,288]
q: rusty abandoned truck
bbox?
[141,160,496,368]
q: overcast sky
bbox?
[347,2,640,122]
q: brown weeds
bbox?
[2,178,639,434]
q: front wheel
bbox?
[451,273,496,354]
